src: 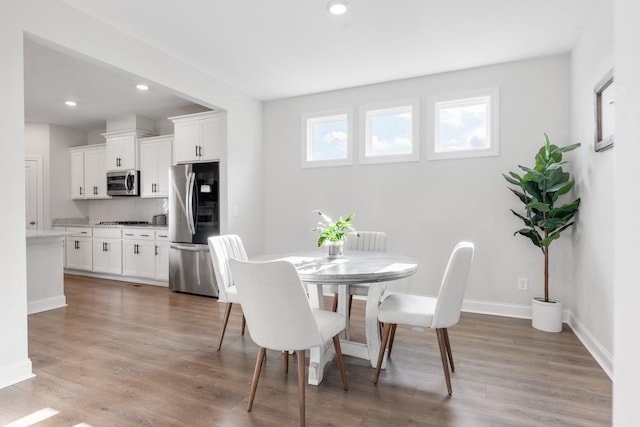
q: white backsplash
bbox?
[87,197,168,224]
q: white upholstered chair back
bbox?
[228,259,323,351]
[208,234,248,303]
[344,231,387,252]
[431,241,475,329]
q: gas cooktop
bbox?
[98,221,150,225]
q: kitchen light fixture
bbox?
[327,0,349,16]
[136,84,149,91]
[64,100,77,107]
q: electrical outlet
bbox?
[518,278,528,291]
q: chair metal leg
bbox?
[387,324,397,358]
[443,328,455,372]
[374,322,393,384]
[217,303,233,351]
[297,350,306,427]
[436,328,453,395]
[348,295,353,319]
[248,347,266,411]
[241,314,246,336]
[332,336,349,390]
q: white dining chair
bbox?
[373,241,474,395]
[228,258,348,427]
[208,234,248,351]
[330,231,387,314]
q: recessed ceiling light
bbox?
[65,100,77,107]
[136,84,149,91]
[327,0,349,16]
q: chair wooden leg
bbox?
[436,328,453,395]
[332,336,348,390]
[241,314,246,336]
[374,322,393,384]
[443,328,455,372]
[387,324,397,358]
[348,295,353,319]
[248,347,266,411]
[217,303,233,351]
[284,351,289,374]
[297,350,306,427]
[331,293,339,312]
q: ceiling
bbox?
[25,0,602,130]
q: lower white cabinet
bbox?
[64,225,169,284]
[155,231,169,281]
[65,227,93,271]
[123,228,156,279]
[93,228,122,275]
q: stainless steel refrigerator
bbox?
[168,162,219,297]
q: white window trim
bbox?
[301,108,353,168]
[427,87,500,160]
[358,99,420,165]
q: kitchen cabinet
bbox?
[65,227,92,271]
[103,129,156,172]
[122,228,156,279]
[70,145,110,199]
[139,135,173,198]
[93,228,122,275]
[155,230,169,281]
[169,111,226,163]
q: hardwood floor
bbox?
[0,275,611,426]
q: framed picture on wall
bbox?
[594,69,614,152]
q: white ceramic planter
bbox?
[531,297,563,333]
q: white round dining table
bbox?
[254,250,418,385]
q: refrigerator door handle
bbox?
[185,172,196,235]
[170,243,209,251]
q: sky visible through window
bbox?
[437,99,488,152]
[310,116,347,161]
[367,107,412,156]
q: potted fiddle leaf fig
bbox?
[503,134,581,332]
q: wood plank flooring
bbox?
[0,275,611,426]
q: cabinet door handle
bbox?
[155,245,158,256]
[103,242,107,252]
[195,145,199,157]
[75,240,79,250]
[199,145,203,157]
[94,186,98,195]
[79,186,83,196]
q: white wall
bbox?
[570,0,614,376]
[49,124,89,223]
[613,0,640,424]
[264,55,573,311]
[0,10,32,389]
[1,0,263,389]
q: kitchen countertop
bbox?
[61,223,168,230]
[26,229,74,240]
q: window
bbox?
[427,87,499,160]
[359,99,419,164]
[302,109,353,168]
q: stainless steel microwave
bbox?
[106,170,140,196]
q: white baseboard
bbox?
[0,359,34,390]
[462,299,612,380]
[567,313,613,380]
[28,295,67,315]
[65,270,168,287]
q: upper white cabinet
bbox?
[139,135,173,198]
[169,111,226,163]
[70,144,110,200]
[102,129,156,172]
